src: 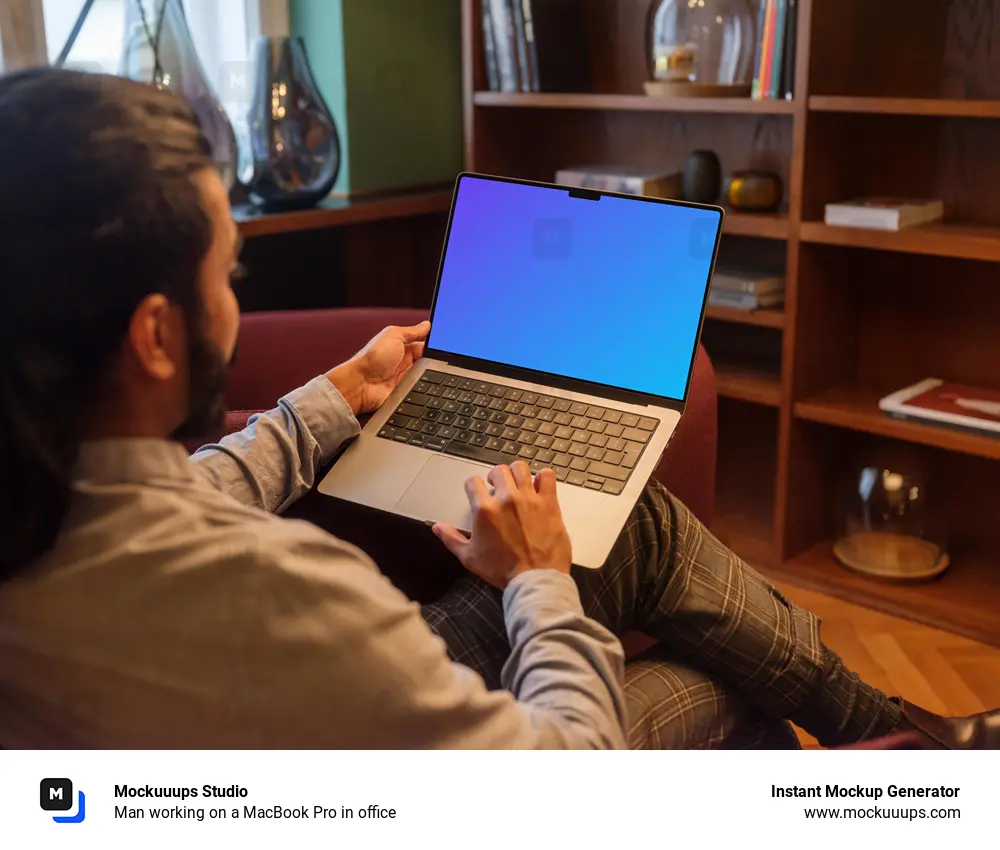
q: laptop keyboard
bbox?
[376,370,659,496]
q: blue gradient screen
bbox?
[428,176,722,401]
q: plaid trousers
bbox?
[422,480,902,749]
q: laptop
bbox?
[319,173,723,568]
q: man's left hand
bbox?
[326,321,431,415]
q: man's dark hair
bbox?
[0,69,215,579]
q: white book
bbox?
[708,290,784,310]
[711,268,785,296]
[824,198,944,231]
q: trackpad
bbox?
[395,455,489,532]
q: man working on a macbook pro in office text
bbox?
[0,69,993,750]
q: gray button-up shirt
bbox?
[0,376,626,748]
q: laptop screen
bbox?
[427,174,722,402]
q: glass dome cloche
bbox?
[646,0,758,97]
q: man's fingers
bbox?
[399,321,431,343]
[534,466,558,497]
[432,523,469,559]
[487,464,515,496]
[509,460,533,491]
[407,341,426,361]
[465,475,492,509]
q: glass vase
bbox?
[246,36,341,211]
[648,0,757,89]
[119,0,239,193]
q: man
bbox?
[0,70,993,749]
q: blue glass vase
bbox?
[246,36,341,211]
[119,0,239,193]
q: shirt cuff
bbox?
[502,570,585,628]
[281,375,362,463]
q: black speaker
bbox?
[682,150,722,204]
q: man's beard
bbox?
[171,321,235,442]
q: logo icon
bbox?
[532,218,573,259]
[40,778,86,824]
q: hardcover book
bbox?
[824,198,944,231]
[710,268,785,296]
[879,378,1000,437]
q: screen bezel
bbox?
[424,172,725,412]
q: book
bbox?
[525,0,589,92]
[555,165,682,199]
[520,0,541,92]
[769,0,788,99]
[708,289,784,310]
[481,2,500,91]
[710,268,785,296]
[754,0,776,101]
[509,0,531,93]
[487,0,520,93]
[780,0,798,98]
[824,198,944,230]
[750,0,769,100]
[879,378,1000,438]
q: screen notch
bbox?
[567,187,601,201]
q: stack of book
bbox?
[555,165,682,199]
[481,0,589,93]
[750,0,798,101]
[824,198,944,231]
[708,268,785,311]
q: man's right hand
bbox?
[433,461,573,590]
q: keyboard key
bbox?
[469,420,486,433]
[638,416,658,431]
[502,427,520,440]
[602,480,624,495]
[587,420,607,434]
[488,398,505,411]
[378,426,396,439]
[471,433,488,447]
[538,422,557,436]
[537,396,555,409]
[534,435,554,449]
[521,406,539,419]
[442,401,461,414]
[455,430,473,443]
[603,410,623,423]
[486,437,504,450]
[554,412,573,426]
[604,451,624,465]
[553,399,571,412]
[459,379,476,391]
[584,479,604,491]
[587,406,606,419]
[473,408,489,420]
[486,424,504,437]
[570,402,588,416]
[606,437,626,452]
[571,415,589,429]
[455,416,472,429]
[425,436,448,451]
[537,409,556,422]
[397,403,423,418]
[555,425,573,440]
[489,386,506,397]
[517,430,537,445]
[504,389,523,401]
[405,417,423,431]
[501,441,519,455]
[442,388,461,400]
[555,467,569,481]
[622,427,650,444]
[507,415,525,429]
[567,471,587,486]
[489,411,509,424]
[529,460,548,474]
[585,446,606,461]
[388,414,409,428]
[474,382,492,395]
[521,420,539,432]
[569,443,588,457]
[587,462,629,481]
[458,391,475,404]
[570,457,590,472]
[442,375,460,388]
[408,435,427,447]
[459,404,476,416]
[536,449,555,463]
[552,439,572,453]
[439,413,456,425]
[621,413,639,427]
[422,371,445,384]
[622,445,644,468]
[518,445,538,459]
[521,393,539,405]
[474,394,490,406]
[426,385,444,397]
[504,401,524,415]
[604,423,624,438]
[571,429,590,442]
[422,409,440,421]
[421,422,439,435]
[414,382,431,394]
[426,397,444,410]
[393,429,412,443]
[552,453,571,467]
[589,433,609,448]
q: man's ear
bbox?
[128,294,181,381]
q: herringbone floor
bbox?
[775,581,1000,748]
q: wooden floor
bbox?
[775,580,1000,748]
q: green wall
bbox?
[290,0,462,196]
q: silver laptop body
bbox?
[319,173,723,569]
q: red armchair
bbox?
[223,308,717,602]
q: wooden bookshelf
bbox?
[462,0,1000,643]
